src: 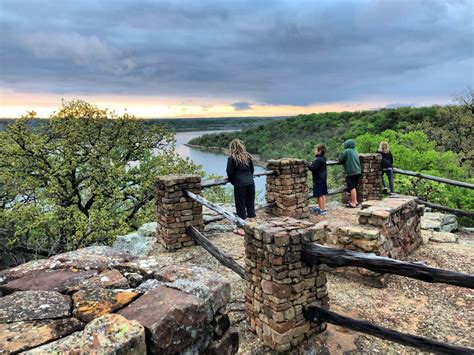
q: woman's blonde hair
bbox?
[379,141,390,153]
[229,139,251,166]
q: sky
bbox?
[0,0,473,118]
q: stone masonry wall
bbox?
[244,217,328,352]
[343,153,383,204]
[155,174,204,251]
[266,159,310,219]
[0,247,238,354]
[320,196,423,287]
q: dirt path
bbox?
[151,207,474,354]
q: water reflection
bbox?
[175,130,266,201]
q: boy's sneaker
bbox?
[312,207,321,213]
[319,209,327,215]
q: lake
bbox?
[175,130,266,201]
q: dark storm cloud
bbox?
[0,0,473,105]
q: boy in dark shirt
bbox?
[377,141,394,194]
[308,144,328,215]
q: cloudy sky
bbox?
[0,0,473,118]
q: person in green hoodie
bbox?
[338,139,361,208]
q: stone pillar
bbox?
[266,159,309,219]
[343,153,383,203]
[244,217,328,352]
[155,175,203,251]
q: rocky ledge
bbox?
[0,246,238,354]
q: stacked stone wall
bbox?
[343,153,383,204]
[155,175,203,250]
[244,217,328,352]
[266,159,310,219]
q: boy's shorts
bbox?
[313,180,328,198]
[346,174,361,191]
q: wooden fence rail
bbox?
[302,243,474,289]
[186,190,248,227]
[415,199,474,218]
[204,202,275,224]
[393,167,474,189]
[304,306,473,354]
[187,226,245,279]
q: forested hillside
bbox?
[190,93,473,218]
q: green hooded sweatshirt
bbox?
[338,139,361,176]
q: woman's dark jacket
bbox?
[226,156,254,188]
[377,151,394,169]
[308,155,327,182]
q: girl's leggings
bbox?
[382,168,394,193]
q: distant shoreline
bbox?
[184,143,267,168]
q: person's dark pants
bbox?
[382,168,394,193]
[234,183,256,220]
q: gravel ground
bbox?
[151,205,474,354]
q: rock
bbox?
[155,265,231,318]
[118,286,208,354]
[48,246,136,272]
[137,222,158,238]
[113,232,156,257]
[116,256,175,279]
[0,290,71,322]
[421,212,458,232]
[124,272,144,288]
[24,314,146,355]
[135,279,164,292]
[0,259,51,284]
[205,331,239,355]
[0,269,97,295]
[72,287,140,322]
[0,318,83,353]
[429,231,458,243]
[67,269,130,292]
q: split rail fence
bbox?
[179,161,473,353]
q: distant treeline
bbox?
[0,116,287,132]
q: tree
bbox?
[0,100,200,255]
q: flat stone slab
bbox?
[0,269,97,295]
[337,225,381,240]
[155,265,231,318]
[0,318,83,353]
[67,269,129,292]
[23,313,146,354]
[48,246,137,272]
[0,290,71,322]
[424,231,458,243]
[119,286,208,354]
[421,212,458,232]
[0,259,52,285]
[116,256,175,279]
[72,287,140,322]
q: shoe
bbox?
[312,207,321,213]
[319,210,327,215]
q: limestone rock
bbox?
[137,222,158,238]
[0,290,71,322]
[67,269,130,292]
[155,265,231,318]
[24,314,146,355]
[0,318,83,353]
[48,246,136,272]
[119,286,208,354]
[116,256,175,279]
[0,269,97,295]
[113,232,156,257]
[72,287,140,322]
[421,212,458,232]
[429,231,458,243]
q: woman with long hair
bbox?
[226,139,256,235]
[377,141,394,195]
